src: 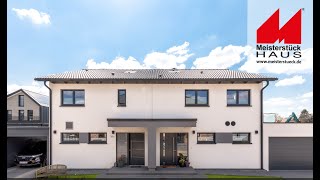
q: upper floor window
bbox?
[89,133,107,144]
[197,133,215,144]
[232,133,250,144]
[61,133,79,144]
[118,89,126,107]
[61,90,85,106]
[19,95,24,107]
[227,90,250,106]
[185,90,209,106]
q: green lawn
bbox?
[48,174,97,179]
[207,174,282,179]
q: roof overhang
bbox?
[107,118,197,127]
[34,78,277,84]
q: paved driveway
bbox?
[7,166,38,178]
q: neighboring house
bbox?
[7,89,49,167]
[34,69,312,171]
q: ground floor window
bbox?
[89,133,107,144]
[61,133,79,144]
[232,133,250,144]
[197,133,215,144]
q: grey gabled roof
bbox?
[34,69,277,82]
[7,89,49,107]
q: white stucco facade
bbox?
[50,82,263,169]
[263,123,313,171]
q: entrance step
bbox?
[107,167,197,175]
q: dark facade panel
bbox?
[269,137,313,170]
[216,133,233,143]
[7,127,49,137]
[79,133,89,143]
[108,119,197,128]
[40,106,49,123]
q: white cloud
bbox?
[300,91,313,98]
[12,8,51,25]
[86,42,193,69]
[275,75,306,87]
[7,81,49,96]
[264,91,313,117]
[192,45,251,69]
[240,48,313,74]
[86,56,146,69]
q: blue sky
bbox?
[7,0,313,119]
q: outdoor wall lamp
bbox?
[192,130,195,134]
[112,131,115,134]
[53,130,57,134]
[255,130,258,134]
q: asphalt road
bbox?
[7,166,38,178]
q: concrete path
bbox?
[7,166,38,178]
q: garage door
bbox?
[269,137,313,170]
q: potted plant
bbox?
[178,153,186,167]
[185,157,190,167]
[117,155,126,167]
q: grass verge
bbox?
[48,174,97,178]
[207,174,282,179]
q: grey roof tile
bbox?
[34,69,277,82]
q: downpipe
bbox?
[260,80,269,170]
[44,81,52,165]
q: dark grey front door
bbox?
[129,133,145,165]
[160,133,177,165]
[269,137,313,170]
[116,133,145,166]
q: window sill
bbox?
[197,142,216,144]
[185,105,210,107]
[88,142,107,144]
[227,105,251,107]
[60,104,85,107]
[232,142,252,144]
[60,142,79,144]
[117,105,126,107]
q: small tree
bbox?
[275,113,284,123]
[299,109,312,123]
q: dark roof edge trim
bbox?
[107,118,197,121]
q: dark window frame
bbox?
[88,133,108,144]
[61,89,85,106]
[185,90,209,107]
[18,110,24,121]
[61,133,80,144]
[27,110,33,121]
[18,95,24,107]
[118,89,126,107]
[227,89,251,106]
[197,133,216,144]
[232,133,251,144]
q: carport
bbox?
[7,126,49,168]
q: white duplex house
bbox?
[34,68,311,171]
